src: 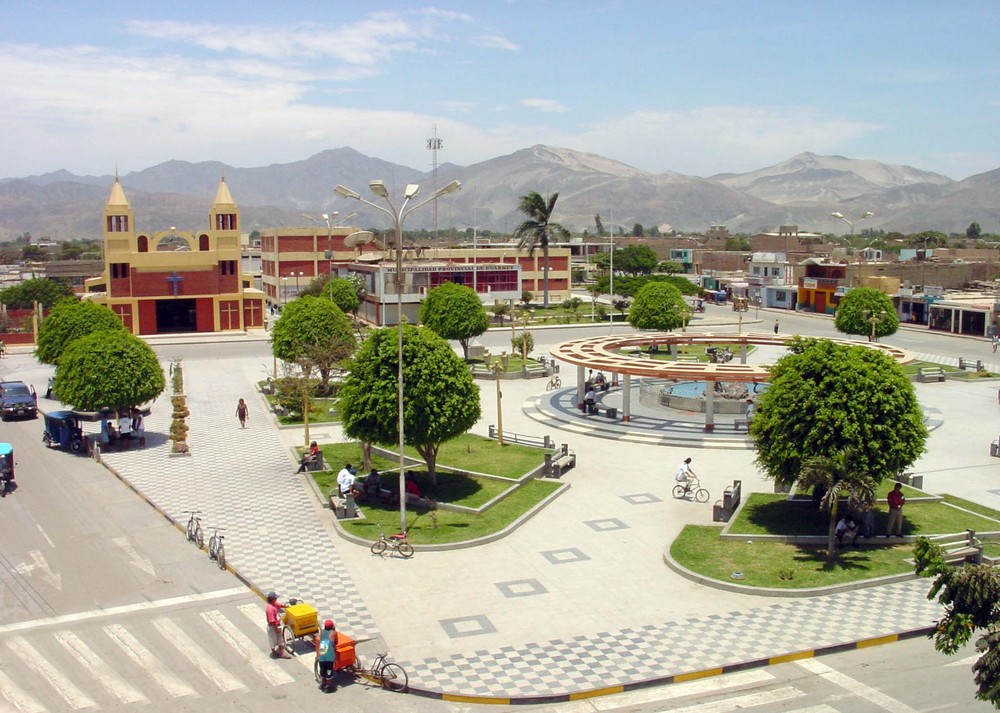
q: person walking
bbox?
[266,592,290,658]
[744,399,755,430]
[314,619,338,692]
[236,398,249,428]
[886,482,905,537]
[773,319,779,334]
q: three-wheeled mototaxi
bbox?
[42,410,89,454]
[0,442,14,496]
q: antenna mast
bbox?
[426,124,443,238]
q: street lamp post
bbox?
[831,211,875,243]
[281,276,288,307]
[334,179,461,535]
[293,271,303,297]
[321,212,339,260]
[862,308,887,342]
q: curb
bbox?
[405,627,934,705]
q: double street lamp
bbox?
[862,308,888,342]
[831,211,875,242]
[334,179,462,534]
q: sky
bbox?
[3,1,999,181]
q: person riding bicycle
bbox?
[675,457,697,493]
[314,618,338,692]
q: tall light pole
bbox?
[862,308,888,343]
[831,211,875,243]
[293,270,303,297]
[608,223,615,334]
[321,212,339,260]
[281,276,288,307]
[334,179,462,535]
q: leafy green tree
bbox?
[520,290,533,307]
[967,222,982,241]
[561,296,583,319]
[36,299,126,365]
[419,282,489,359]
[753,338,926,489]
[326,277,361,316]
[271,296,355,393]
[491,301,511,325]
[0,277,74,308]
[338,325,481,485]
[615,245,659,275]
[631,223,644,237]
[834,287,899,341]
[596,274,699,298]
[797,449,876,562]
[907,231,947,248]
[55,330,165,413]
[657,260,684,274]
[724,236,752,251]
[21,244,47,262]
[590,251,611,271]
[627,282,689,331]
[914,537,1000,707]
[513,191,570,308]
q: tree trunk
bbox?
[460,338,469,360]
[361,440,372,471]
[826,498,839,562]
[415,443,439,487]
[542,243,550,308]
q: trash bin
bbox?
[991,441,1000,458]
[605,407,617,419]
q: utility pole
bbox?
[426,125,443,239]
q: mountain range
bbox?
[2,146,998,242]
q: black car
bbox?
[0,381,37,421]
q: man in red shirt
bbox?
[266,592,290,658]
[886,483,905,537]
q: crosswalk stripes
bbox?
[652,685,805,713]
[0,604,309,712]
[103,624,197,700]
[5,636,96,710]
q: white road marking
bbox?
[589,669,777,710]
[6,635,96,710]
[945,653,979,667]
[0,667,46,713]
[652,685,803,712]
[104,623,197,699]
[201,610,294,686]
[111,537,157,577]
[796,658,918,712]
[792,706,840,713]
[0,586,247,634]
[54,631,147,704]
[153,617,246,692]
[34,523,55,549]
[13,550,62,591]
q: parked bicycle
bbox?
[184,510,204,548]
[312,642,408,692]
[208,527,226,570]
[371,523,414,559]
[545,374,562,391]
[672,477,710,503]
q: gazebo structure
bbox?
[549,332,914,431]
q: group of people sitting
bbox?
[97,409,145,449]
[335,463,424,506]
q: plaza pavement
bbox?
[6,315,1000,703]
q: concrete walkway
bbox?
[6,323,1000,703]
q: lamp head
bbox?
[435,180,462,198]
[862,211,875,219]
[335,185,360,200]
[831,212,845,220]
[321,213,329,221]
[369,180,389,198]
[404,184,420,200]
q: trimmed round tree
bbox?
[834,287,899,341]
[338,325,481,485]
[271,295,355,392]
[36,299,126,365]
[627,281,689,331]
[752,337,926,489]
[55,330,165,412]
[419,281,490,359]
[326,277,361,316]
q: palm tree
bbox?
[797,448,877,562]
[513,192,570,308]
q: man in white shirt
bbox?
[337,464,356,497]
[118,412,132,440]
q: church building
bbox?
[86,176,265,334]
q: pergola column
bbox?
[740,343,748,364]
[622,374,631,422]
[577,364,586,404]
[704,382,716,432]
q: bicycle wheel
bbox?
[194,525,204,549]
[314,658,320,682]
[379,662,408,692]
[186,519,196,542]
[216,544,226,570]
[281,625,295,654]
[371,539,387,555]
[208,535,218,559]
[695,488,710,504]
[396,542,414,559]
[671,484,686,499]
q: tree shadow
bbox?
[791,546,875,573]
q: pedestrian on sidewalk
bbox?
[773,319,779,334]
[315,619,338,692]
[886,482,905,537]
[236,398,249,428]
[266,592,290,658]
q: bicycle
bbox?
[672,477,710,503]
[312,643,408,692]
[371,522,414,559]
[545,374,562,391]
[184,510,204,548]
[208,527,226,570]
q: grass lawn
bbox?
[341,479,562,545]
[671,526,916,588]
[401,433,547,479]
[901,360,997,378]
[266,395,340,425]
[673,493,1000,589]
[732,493,1000,538]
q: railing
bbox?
[487,426,552,450]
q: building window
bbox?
[111,263,129,279]
[219,260,237,276]
[199,234,210,251]
[137,235,148,253]
[775,291,787,301]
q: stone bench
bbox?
[917,367,946,383]
[733,419,748,431]
[957,357,985,372]
[546,445,576,477]
[929,529,983,565]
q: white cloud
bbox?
[475,35,520,51]
[520,98,568,113]
[439,100,475,113]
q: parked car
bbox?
[0,381,37,421]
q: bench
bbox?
[675,355,700,363]
[585,404,617,418]
[929,529,983,565]
[713,480,742,522]
[303,452,325,472]
[733,419,748,431]
[917,367,946,383]
[957,357,985,372]
[546,445,576,477]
